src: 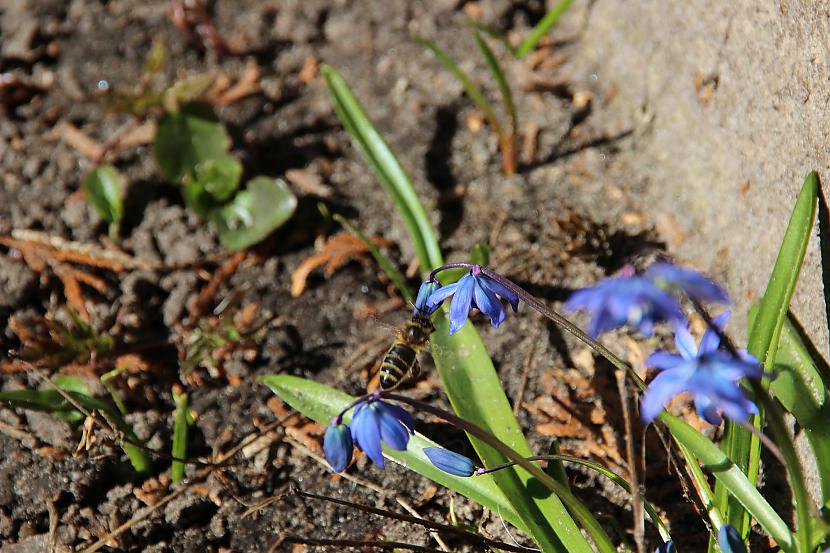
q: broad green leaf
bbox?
[172,390,189,483]
[212,176,297,250]
[717,172,818,542]
[515,0,573,59]
[0,389,151,473]
[260,374,529,535]
[769,312,830,501]
[660,412,794,551]
[153,102,230,182]
[83,165,124,225]
[194,156,243,202]
[322,65,441,269]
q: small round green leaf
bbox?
[83,165,124,224]
[153,102,230,182]
[212,177,297,250]
[194,156,242,202]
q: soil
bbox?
[0,1,804,552]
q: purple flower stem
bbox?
[382,392,615,551]
[332,390,379,424]
[427,263,477,283]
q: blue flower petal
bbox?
[323,424,353,472]
[641,369,693,423]
[414,281,442,316]
[645,350,685,371]
[699,311,730,354]
[479,275,520,311]
[423,447,476,477]
[351,403,385,468]
[378,412,410,451]
[473,279,506,327]
[378,402,415,433]
[448,274,475,334]
[674,325,698,360]
[718,524,748,553]
[425,281,459,308]
[645,263,730,304]
[694,395,723,425]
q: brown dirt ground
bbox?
[0,1,787,551]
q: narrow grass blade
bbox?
[260,374,528,534]
[660,412,794,551]
[472,30,517,174]
[0,389,151,473]
[473,31,517,135]
[515,0,573,59]
[544,440,570,490]
[172,390,189,483]
[323,67,599,552]
[333,214,413,303]
[549,453,670,542]
[414,36,504,138]
[717,171,819,542]
[322,65,442,269]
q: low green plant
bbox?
[84,40,297,250]
[263,65,829,553]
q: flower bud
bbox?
[323,423,353,473]
[423,446,476,477]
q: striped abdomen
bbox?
[379,342,420,390]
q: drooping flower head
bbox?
[565,262,730,338]
[640,312,762,425]
[423,446,476,477]
[323,392,415,472]
[425,265,519,334]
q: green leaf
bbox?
[194,156,243,202]
[322,65,442,269]
[473,31,517,135]
[211,176,297,250]
[414,37,504,138]
[0,388,151,473]
[660,412,794,551]
[430,317,600,553]
[172,390,189,483]
[717,171,819,542]
[144,38,167,77]
[260,374,529,535]
[515,0,574,59]
[83,165,124,224]
[769,313,830,502]
[153,102,231,182]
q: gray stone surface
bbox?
[571,0,829,351]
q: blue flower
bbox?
[718,524,747,553]
[564,275,686,338]
[641,312,762,424]
[323,395,415,472]
[645,262,730,304]
[425,267,519,334]
[323,424,353,472]
[655,541,675,553]
[413,280,442,316]
[423,446,476,477]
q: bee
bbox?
[378,313,435,390]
